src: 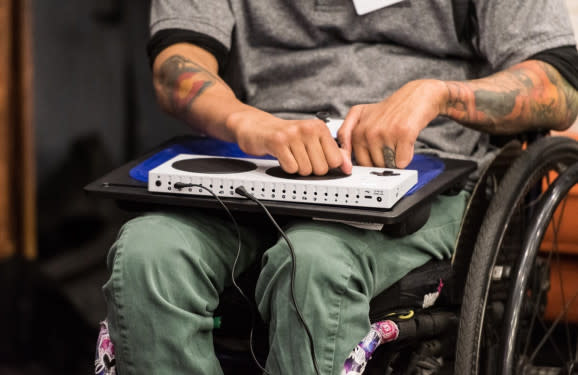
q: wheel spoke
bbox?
[524,241,556,357]
[536,316,566,363]
[522,182,553,357]
[529,292,578,364]
[524,195,568,361]
[520,365,561,375]
[549,196,572,362]
[573,337,578,374]
[567,331,578,374]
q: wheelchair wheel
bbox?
[501,159,578,375]
[454,136,578,375]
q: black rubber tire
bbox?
[454,136,578,375]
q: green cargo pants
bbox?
[103,190,469,374]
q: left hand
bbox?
[338,79,447,169]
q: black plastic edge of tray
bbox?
[84,136,477,225]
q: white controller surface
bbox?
[148,154,417,209]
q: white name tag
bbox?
[351,0,405,15]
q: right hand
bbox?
[226,109,352,176]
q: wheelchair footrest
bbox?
[395,311,458,342]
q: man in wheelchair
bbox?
[96,0,578,374]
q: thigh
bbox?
[106,210,275,306]
[274,190,469,296]
[365,190,470,294]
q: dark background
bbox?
[2,0,186,373]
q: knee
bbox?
[105,212,209,297]
[262,238,338,280]
[104,212,229,321]
[108,213,186,272]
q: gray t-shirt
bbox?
[150,0,576,169]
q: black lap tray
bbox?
[85,136,476,234]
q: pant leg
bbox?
[255,191,469,375]
[103,210,269,375]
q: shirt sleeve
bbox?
[473,0,577,71]
[150,0,235,52]
[530,46,578,90]
[147,29,229,71]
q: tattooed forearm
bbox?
[156,55,223,116]
[442,60,578,134]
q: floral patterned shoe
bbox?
[95,320,116,375]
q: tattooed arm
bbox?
[442,60,578,134]
[339,60,578,169]
[152,43,248,142]
[152,44,350,175]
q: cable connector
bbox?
[173,182,194,190]
[235,186,251,198]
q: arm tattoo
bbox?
[473,89,520,119]
[157,55,222,116]
[443,61,578,133]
